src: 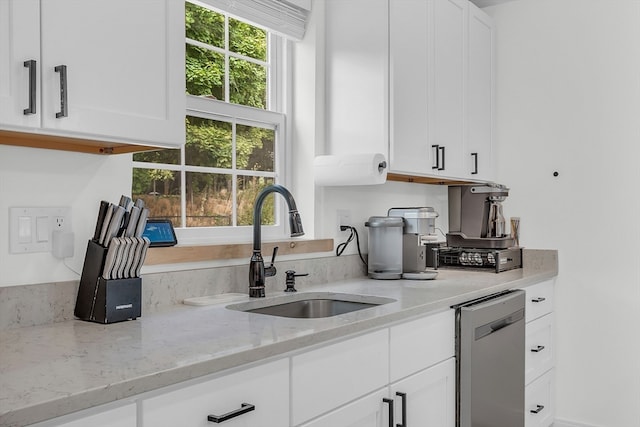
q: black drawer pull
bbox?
[530,404,545,414]
[383,398,394,427]
[23,60,36,115]
[207,403,255,423]
[471,152,478,175]
[54,64,68,118]
[531,345,545,353]
[531,297,546,303]
[396,392,407,427]
[431,145,440,169]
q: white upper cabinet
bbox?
[0,0,185,149]
[0,0,41,128]
[467,2,495,180]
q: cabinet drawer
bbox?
[292,329,389,425]
[141,358,289,427]
[525,313,554,385]
[523,279,555,322]
[389,309,455,382]
[299,388,388,427]
[28,403,136,427]
[525,369,555,427]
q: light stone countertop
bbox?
[0,250,557,427]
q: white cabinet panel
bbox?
[141,358,289,427]
[389,309,455,382]
[0,0,40,128]
[525,369,555,427]
[39,0,185,147]
[292,329,389,425]
[525,313,554,385]
[28,403,136,427]
[523,279,555,323]
[390,358,456,427]
[299,388,388,427]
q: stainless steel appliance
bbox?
[455,290,526,427]
[447,183,515,249]
[438,247,522,273]
[388,207,440,274]
[365,216,404,279]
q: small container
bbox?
[387,207,438,235]
[365,216,404,279]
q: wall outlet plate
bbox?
[9,207,72,254]
[337,209,351,231]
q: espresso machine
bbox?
[388,207,441,278]
[441,184,522,272]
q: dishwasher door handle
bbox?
[475,308,525,340]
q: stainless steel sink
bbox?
[227,293,395,319]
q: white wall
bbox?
[0,145,131,286]
[486,1,640,425]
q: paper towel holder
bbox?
[313,153,388,186]
[378,161,387,172]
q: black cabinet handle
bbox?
[471,152,478,175]
[396,392,407,427]
[439,146,445,170]
[531,297,546,303]
[383,398,394,427]
[431,145,440,170]
[530,404,545,414]
[207,403,255,423]
[54,65,68,118]
[23,60,36,115]
[531,345,545,353]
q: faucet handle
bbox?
[265,246,279,278]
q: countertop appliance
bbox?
[365,216,404,279]
[455,289,525,427]
[447,183,515,249]
[438,246,522,273]
[388,207,440,275]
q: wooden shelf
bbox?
[145,238,334,266]
[0,129,165,155]
[387,172,477,185]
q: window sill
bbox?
[144,238,334,266]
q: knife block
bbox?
[75,240,141,324]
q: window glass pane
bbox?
[186,172,232,227]
[229,57,267,109]
[132,169,182,224]
[185,2,224,49]
[185,116,232,167]
[229,18,267,61]
[133,148,180,165]
[237,176,274,226]
[236,124,274,172]
[186,44,225,100]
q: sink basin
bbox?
[227,293,395,319]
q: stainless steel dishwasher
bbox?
[455,289,526,427]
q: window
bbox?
[132,1,287,244]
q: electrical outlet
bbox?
[54,216,66,229]
[337,209,351,231]
[9,207,71,254]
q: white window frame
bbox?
[133,2,290,245]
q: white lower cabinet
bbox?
[390,358,456,427]
[299,388,389,427]
[525,369,555,427]
[140,358,289,427]
[28,403,136,427]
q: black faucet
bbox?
[249,185,304,298]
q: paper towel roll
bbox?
[313,153,388,186]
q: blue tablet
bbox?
[142,219,178,247]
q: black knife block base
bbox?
[75,240,142,324]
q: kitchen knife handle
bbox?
[54,65,68,118]
[23,60,36,115]
[207,403,255,423]
[383,398,394,427]
[396,392,407,427]
[471,152,478,175]
[431,145,440,170]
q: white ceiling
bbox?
[470,0,520,8]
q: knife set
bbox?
[74,196,151,324]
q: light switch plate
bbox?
[9,207,72,254]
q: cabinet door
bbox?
[429,0,467,178]
[299,388,388,427]
[28,403,136,427]
[0,0,40,128]
[467,3,494,180]
[525,369,555,427]
[325,0,388,156]
[525,313,554,385]
[141,358,289,427]
[389,0,431,175]
[39,0,185,147]
[523,279,555,323]
[390,358,456,427]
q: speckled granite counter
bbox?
[0,250,557,427]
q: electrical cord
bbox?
[336,225,367,266]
